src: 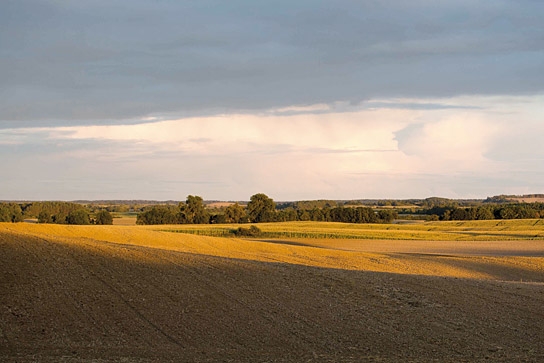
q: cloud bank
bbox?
[1,96,542,200]
[1,1,543,199]
[1,0,543,124]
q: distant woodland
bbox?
[0,202,112,225]
[1,194,543,225]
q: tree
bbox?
[66,209,91,225]
[179,195,209,224]
[224,203,247,223]
[309,207,324,221]
[276,208,297,222]
[475,206,494,220]
[136,206,178,225]
[0,203,23,223]
[247,193,276,223]
[297,210,310,221]
[377,209,397,223]
[451,208,468,220]
[37,211,52,223]
[53,212,69,224]
[210,213,227,224]
[95,210,113,225]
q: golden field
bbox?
[1,221,544,362]
[163,219,544,240]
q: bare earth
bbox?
[1,223,543,362]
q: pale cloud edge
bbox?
[1,95,542,201]
[1,1,543,200]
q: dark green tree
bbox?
[247,193,276,223]
[0,203,23,222]
[224,203,247,223]
[95,210,113,225]
[277,208,297,222]
[475,206,494,220]
[210,213,227,224]
[37,211,52,223]
[136,206,178,225]
[179,195,209,224]
[66,209,91,225]
[53,212,69,224]
[297,210,311,221]
[377,209,397,223]
[309,207,325,221]
[451,208,468,220]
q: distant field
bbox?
[1,222,543,362]
[206,201,236,208]
[511,197,544,203]
[111,212,138,225]
[162,219,544,240]
[112,216,137,225]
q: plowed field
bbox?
[1,223,543,362]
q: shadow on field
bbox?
[254,237,544,257]
[251,238,322,248]
[391,252,544,282]
[1,236,544,362]
[454,231,544,240]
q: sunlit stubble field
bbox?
[164,219,544,240]
[1,221,544,362]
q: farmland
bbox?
[1,221,544,362]
[163,219,544,241]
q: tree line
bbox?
[0,201,113,225]
[136,193,398,225]
[422,203,544,221]
[3,196,544,225]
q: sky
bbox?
[1,0,543,201]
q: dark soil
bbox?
[1,231,543,362]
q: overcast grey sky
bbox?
[1,0,543,201]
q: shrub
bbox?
[233,225,262,237]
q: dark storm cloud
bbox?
[1,0,543,126]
